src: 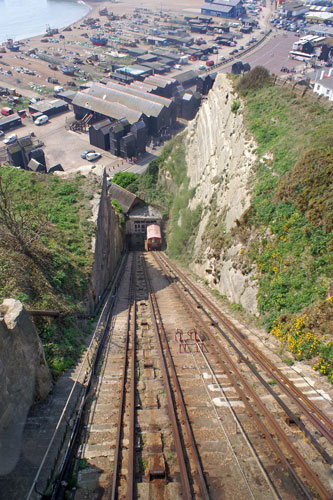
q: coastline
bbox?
[0,0,92,44]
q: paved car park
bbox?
[0,109,162,176]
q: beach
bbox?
[0,0,204,96]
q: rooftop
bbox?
[108,183,144,214]
[72,92,143,124]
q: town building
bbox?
[201,0,244,19]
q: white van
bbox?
[35,114,49,125]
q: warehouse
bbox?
[141,75,177,97]
[175,70,199,89]
[28,99,69,117]
[116,65,153,81]
[0,113,22,132]
[106,81,177,124]
[82,83,175,136]
[72,92,143,125]
[201,0,244,18]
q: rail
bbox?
[158,253,333,448]
[143,255,210,500]
[25,252,128,500]
[111,253,136,500]
[153,252,331,500]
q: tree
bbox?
[0,171,49,257]
[111,171,138,189]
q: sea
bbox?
[0,0,90,44]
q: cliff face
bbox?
[186,74,258,314]
[0,299,52,474]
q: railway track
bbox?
[27,250,332,499]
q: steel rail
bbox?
[193,343,281,500]
[26,252,128,500]
[156,257,331,464]
[153,253,331,500]
[143,254,210,500]
[158,253,333,446]
[127,254,137,500]
[142,256,197,500]
[111,253,136,500]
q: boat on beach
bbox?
[60,65,76,76]
[6,39,20,52]
[90,34,108,46]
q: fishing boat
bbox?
[60,65,76,76]
[90,34,108,46]
[6,39,20,52]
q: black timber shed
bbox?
[89,118,113,151]
[0,113,22,132]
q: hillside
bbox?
[0,167,97,375]
[129,69,333,382]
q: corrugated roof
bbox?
[92,118,112,130]
[72,92,143,124]
[175,70,198,84]
[109,183,142,214]
[145,75,176,88]
[130,82,157,92]
[202,3,233,13]
[213,0,241,6]
[83,84,165,118]
[105,81,173,108]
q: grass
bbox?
[127,72,333,383]
[0,167,97,377]
[234,73,333,381]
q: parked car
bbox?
[200,55,208,61]
[198,64,205,70]
[206,60,214,67]
[29,96,43,104]
[174,64,182,70]
[35,114,49,125]
[4,133,17,145]
[86,152,101,161]
[81,149,95,159]
[219,55,226,61]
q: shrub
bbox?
[111,171,138,189]
[237,66,271,94]
[231,100,241,113]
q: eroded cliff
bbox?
[185,73,258,314]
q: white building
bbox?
[312,69,333,101]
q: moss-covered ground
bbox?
[0,167,96,376]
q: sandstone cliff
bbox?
[186,74,258,314]
[0,299,52,475]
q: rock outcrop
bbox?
[186,73,259,314]
[0,299,52,475]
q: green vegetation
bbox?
[0,167,96,377]
[234,71,333,380]
[231,99,241,114]
[128,133,202,262]
[111,171,138,189]
[126,71,332,381]
[236,66,271,95]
